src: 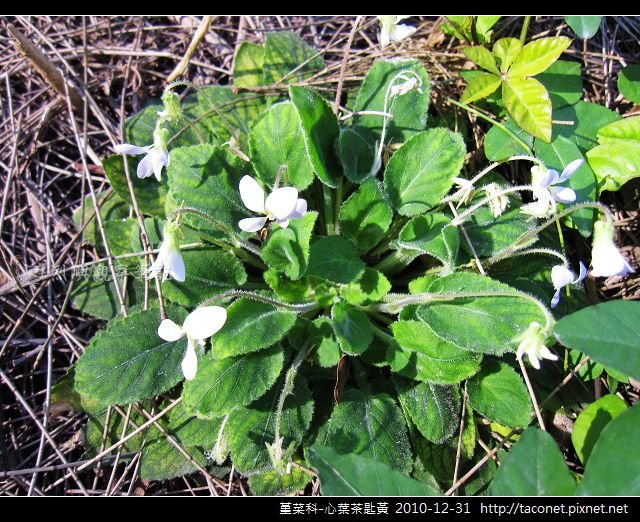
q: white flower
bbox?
[522,160,583,218]
[484,183,509,218]
[378,16,417,48]
[390,74,421,97]
[515,322,557,370]
[451,177,475,207]
[238,175,307,232]
[114,128,171,181]
[158,306,227,380]
[146,221,185,282]
[551,261,587,308]
[590,220,635,278]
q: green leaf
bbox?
[415,273,547,355]
[489,428,576,495]
[464,202,534,258]
[233,41,265,88]
[70,276,145,321]
[140,438,207,481]
[587,140,640,192]
[391,321,482,384]
[331,302,373,355]
[341,268,391,306]
[211,298,297,358]
[395,377,460,443]
[552,101,621,152]
[578,404,640,495]
[312,316,342,368]
[396,213,459,270]
[249,101,314,191]
[264,269,312,304]
[588,117,640,191]
[316,388,412,473]
[197,86,265,144]
[73,191,129,249]
[502,76,552,142]
[165,144,246,237]
[484,118,534,161]
[535,135,596,237]
[51,370,84,413]
[166,402,223,448]
[104,155,168,217]
[162,248,247,307]
[572,394,628,465]
[353,59,430,143]
[339,178,392,252]
[460,72,502,104]
[308,445,438,496]
[261,212,317,280]
[463,46,500,75]
[565,16,602,39]
[102,219,139,269]
[508,36,572,78]
[618,64,640,104]
[337,128,375,183]
[289,86,341,188]
[535,60,583,109]
[384,128,465,216]
[493,38,522,73]
[467,360,532,428]
[183,344,284,419]
[227,378,313,475]
[554,301,640,381]
[75,305,187,405]
[263,32,324,85]
[249,466,313,496]
[84,404,147,457]
[307,236,365,284]
[597,115,640,142]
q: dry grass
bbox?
[0,15,638,496]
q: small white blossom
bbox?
[146,221,185,282]
[484,183,509,218]
[238,175,307,232]
[114,127,171,181]
[522,160,583,218]
[590,220,635,278]
[551,261,587,308]
[515,322,557,370]
[377,16,417,48]
[157,306,227,380]
[390,74,421,97]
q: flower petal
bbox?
[527,352,541,370]
[591,244,635,277]
[277,219,290,228]
[390,24,417,43]
[114,143,152,156]
[575,261,588,283]
[551,265,575,290]
[287,198,307,220]
[539,346,558,362]
[183,306,228,341]
[239,216,268,232]
[265,187,298,220]
[549,185,576,204]
[551,288,562,308]
[557,159,584,182]
[158,319,185,342]
[379,29,391,48]
[166,249,185,282]
[150,149,168,181]
[136,152,155,179]
[239,175,265,214]
[181,340,198,381]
